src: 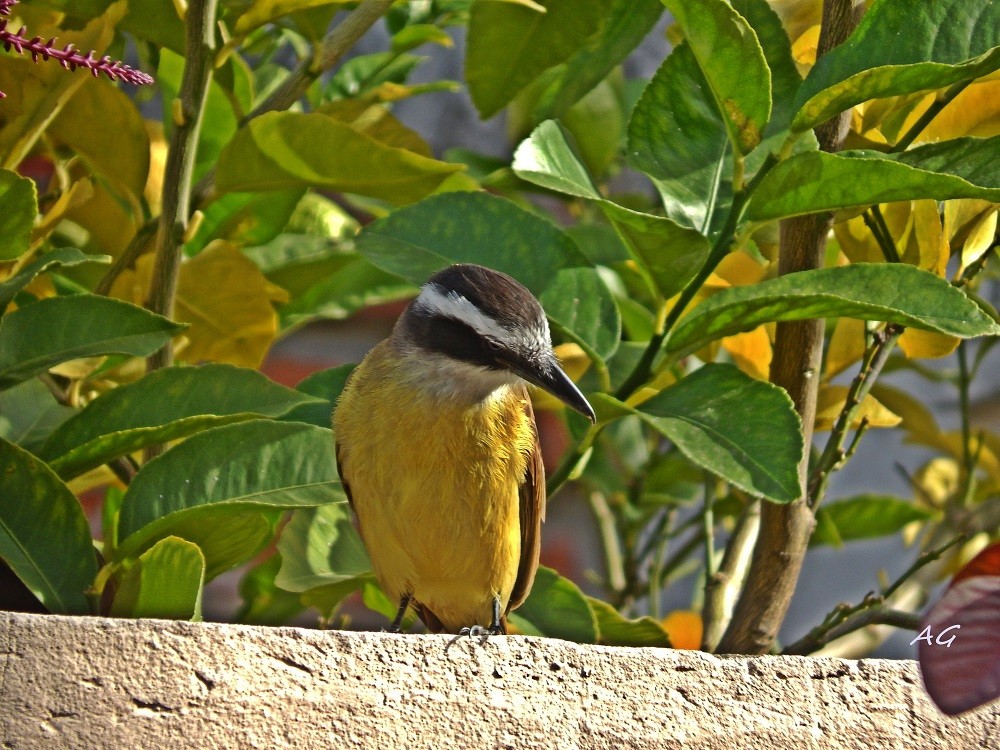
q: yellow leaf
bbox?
[49,76,150,204]
[814,385,901,431]
[918,78,1000,141]
[68,465,121,496]
[318,100,433,157]
[898,328,960,359]
[63,178,141,258]
[870,384,940,444]
[901,200,948,275]
[145,120,168,215]
[833,212,883,264]
[176,242,288,367]
[112,241,288,368]
[959,207,998,272]
[662,610,703,651]
[944,199,996,249]
[722,326,771,381]
[824,317,866,380]
[912,457,960,509]
[790,23,820,70]
[0,3,126,169]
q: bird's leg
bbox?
[457,596,505,640]
[488,596,505,635]
[387,593,413,633]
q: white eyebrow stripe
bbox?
[415,283,511,340]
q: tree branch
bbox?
[716,0,865,655]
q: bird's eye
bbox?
[484,337,502,352]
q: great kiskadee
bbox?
[334,263,595,635]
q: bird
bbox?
[333,263,595,635]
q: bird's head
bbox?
[394,263,596,422]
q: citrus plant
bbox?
[0,0,998,655]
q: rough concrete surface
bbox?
[0,612,996,749]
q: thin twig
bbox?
[894,79,973,151]
[782,534,966,655]
[702,499,760,652]
[808,324,903,507]
[589,492,627,596]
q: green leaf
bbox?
[280,364,356,428]
[0,379,73,450]
[510,566,598,642]
[667,264,1000,359]
[661,0,770,154]
[120,0,185,52]
[748,137,1000,222]
[275,503,371,593]
[601,202,710,300]
[40,364,323,479]
[588,596,672,647]
[186,189,306,255]
[792,0,1000,132]
[300,573,376,621]
[513,120,712,299]
[731,0,802,141]
[0,248,109,313]
[116,509,275,583]
[811,494,934,548]
[533,0,663,121]
[0,437,97,614]
[466,0,613,119]
[236,553,307,626]
[627,44,729,233]
[0,169,37,260]
[215,112,463,205]
[629,365,802,502]
[355,191,621,359]
[118,420,343,542]
[278,256,415,329]
[512,119,601,199]
[0,295,185,390]
[109,536,205,620]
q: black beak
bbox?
[505,353,596,423]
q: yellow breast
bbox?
[333,341,536,631]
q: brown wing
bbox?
[333,368,358,514]
[506,388,545,615]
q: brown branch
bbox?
[716,0,865,655]
[144,0,218,371]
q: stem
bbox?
[956,341,979,508]
[144,0,218,371]
[701,499,760,652]
[190,0,395,208]
[717,0,864,655]
[808,324,902,507]
[894,79,973,151]
[782,534,966,655]
[862,206,901,263]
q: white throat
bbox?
[396,349,520,405]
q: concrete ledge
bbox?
[1,612,997,749]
